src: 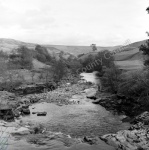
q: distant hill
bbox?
[0,38,76,61]
[0,38,147,71]
[0,38,120,56]
[78,39,147,71]
[46,45,120,56]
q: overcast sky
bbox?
[0,0,148,46]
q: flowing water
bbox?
[7,73,129,150]
[9,100,129,150]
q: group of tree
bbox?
[80,50,114,73]
[99,6,149,112]
[9,46,33,70]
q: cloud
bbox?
[0,0,148,46]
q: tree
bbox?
[35,45,52,63]
[52,58,67,82]
[67,58,82,74]
[140,7,149,65]
[139,40,149,66]
[90,44,97,51]
[9,46,33,69]
[80,50,114,73]
[101,65,121,93]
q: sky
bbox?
[0,0,148,46]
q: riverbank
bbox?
[0,75,148,150]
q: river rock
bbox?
[11,127,30,135]
[22,108,30,115]
[92,98,101,104]
[131,111,149,125]
[83,136,98,145]
[13,110,20,118]
[84,88,97,99]
[101,129,149,150]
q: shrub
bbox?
[118,69,149,102]
[101,65,122,93]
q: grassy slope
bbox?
[114,40,146,70]
[0,38,120,56]
[78,40,147,71]
[0,38,147,71]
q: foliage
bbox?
[78,53,85,58]
[80,50,114,73]
[35,45,52,63]
[139,39,149,66]
[66,58,82,74]
[118,69,149,101]
[90,44,97,51]
[0,80,23,92]
[101,65,122,93]
[52,58,68,82]
[9,46,33,69]
[0,51,8,59]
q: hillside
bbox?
[0,38,120,56]
[78,40,147,70]
[47,45,120,56]
[0,38,75,60]
[114,40,146,70]
[0,38,147,71]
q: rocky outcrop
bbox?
[100,111,149,150]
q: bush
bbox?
[101,65,122,93]
[118,69,149,101]
[0,80,23,92]
[35,45,52,63]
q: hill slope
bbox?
[0,38,147,71]
[0,38,120,56]
[78,40,147,70]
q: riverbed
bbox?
[7,98,129,150]
[4,72,130,150]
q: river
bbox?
[6,72,129,150]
